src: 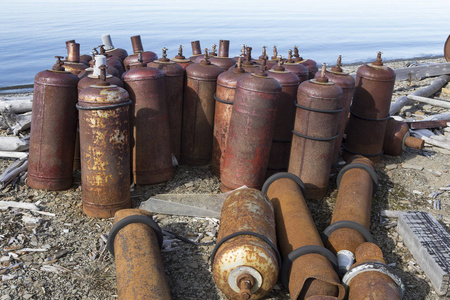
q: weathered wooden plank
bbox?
[407,94,450,109]
[394,62,450,81]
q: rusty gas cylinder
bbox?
[171,44,193,70]
[79,54,91,66]
[343,242,404,300]
[98,45,126,77]
[210,40,237,70]
[102,34,129,61]
[182,50,224,165]
[123,54,173,184]
[262,173,346,300]
[123,35,158,70]
[282,49,309,82]
[148,48,185,162]
[383,117,424,156]
[212,188,280,300]
[220,61,281,192]
[77,65,131,218]
[211,57,247,176]
[78,55,123,92]
[63,42,88,75]
[324,155,378,276]
[266,60,300,177]
[288,64,343,199]
[240,46,259,73]
[315,56,355,165]
[189,40,203,62]
[343,52,396,162]
[445,35,450,62]
[255,46,278,70]
[28,56,79,190]
[195,44,219,63]
[108,209,171,300]
[293,46,318,79]
[79,52,120,80]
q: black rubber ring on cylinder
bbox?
[295,103,343,114]
[76,99,132,111]
[272,139,291,143]
[292,130,339,142]
[280,245,339,290]
[322,220,373,245]
[107,215,164,258]
[214,93,233,105]
[210,231,282,273]
[342,145,384,158]
[349,109,391,121]
[261,172,306,198]
[336,162,379,194]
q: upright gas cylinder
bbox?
[195,44,219,63]
[212,57,247,176]
[324,155,378,276]
[98,45,126,77]
[220,61,281,192]
[240,46,259,73]
[283,49,309,82]
[123,35,158,70]
[189,40,203,62]
[171,45,193,70]
[315,56,355,165]
[210,40,237,70]
[28,56,79,190]
[343,52,396,162]
[262,173,346,300]
[77,65,131,218]
[266,59,300,177]
[293,46,318,79]
[264,46,279,70]
[79,48,120,79]
[383,117,424,156]
[78,55,123,92]
[148,48,185,162]
[182,50,224,165]
[102,34,129,61]
[123,54,173,184]
[79,54,91,66]
[108,209,171,300]
[212,188,280,300]
[288,64,343,199]
[343,242,404,300]
[63,42,88,75]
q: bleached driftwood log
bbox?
[0,151,28,159]
[393,62,450,81]
[406,95,450,109]
[1,110,32,134]
[0,158,28,189]
[390,75,450,115]
[412,129,450,151]
[0,97,33,114]
[0,136,29,151]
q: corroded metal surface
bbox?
[213,188,279,300]
[124,35,158,70]
[445,35,450,62]
[189,40,203,62]
[181,55,224,165]
[265,175,345,299]
[77,74,123,92]
[383,117,424,156]
[113,209,172,300]
[343,52,396,162]
[78,81,131,218]
[123,64,173,184]
[64,42,88,75]
[220,69,281,192]
[293,46,318,79]
[288,70,343,199]
[28,58,79,190]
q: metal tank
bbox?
[195,44,219,63]
[210,40,237,70]
[343,52,396,162]
[102,33,129,61]
[189,40,203,62]
[171,45,193,70]
[315,56,355,165]
[123,35,158,70]
[182,50,224,165]
[220,61,281,192]
[240,46,259,73]
[77,65,131,218]
[288,64,343,199]
[282,49,309,82]
[98,45,126,77]
[28,56,79,190]
[148,48,185,163]
[79,48,120,79]
[293,46,318,79]
[63,42,88,75]
[212,188,280,300]
[78,55,123,92]
[212,57,247,176]
[262,173,346,300]
[383,117,424,156]
[123,53,173,184]
[266,59,300,177]
[108,209,171,300]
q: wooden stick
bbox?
[406,120,450,129]
[406,94,450,109]
[0,151,28,159]
[0,137,29,151]
[393,62,450,81]
[0,200,38,211]
[1,111,32,135]
[0,98,33,113]
[0,159,28,189]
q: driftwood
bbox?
[423,113,450,121]
[0,136,29,151]
[412,130,450,151]
[1,110,32,134]
[406,95,450,109]
[0,158,28,189]
[406,120,450,129]
[0,151,28,159]
[390,75,450,115]
[0,97,33,113]
[0,200,38,211]
[393,62,450,81]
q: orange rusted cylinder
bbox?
[324,156,378,275]
[212,188,279,300]
[343,242,403,300]
[109,209,171,300]
[383,117,424,156]
[64,42,88,75]
[262,173,345,300]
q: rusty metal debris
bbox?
[383,117,424,156]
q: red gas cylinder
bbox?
[78,55,123,92]
[102,34,129,61]
[123,35,158,70]
[98,45,125,77]
[123,54,173,184]
[239,46,259,73]
[28,57,79,190]
[209,40,237,70]
[282,49,309,82]
[315,56,355,165]
[63,42,88,76]
[171,45,193,70]
[148,48,185,163]
[288,64,343,199]
[189,40,203,62]
[220,61,282,192]
[293,46,318,79]
[212,58,247,176]
[343,52,396,162]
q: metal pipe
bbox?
[383,117,424,156]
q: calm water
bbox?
[0,0,448,89]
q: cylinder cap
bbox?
[175,45,185,59]
[200,48,211,65]
[93,55,107,77]
[331,55,343,73]
[315,63,329,83]
[158,47,170,62]
[101,34,114,51]
[271,46,278,60]
[372,51,384,66]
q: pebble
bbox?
[385,164,398,170]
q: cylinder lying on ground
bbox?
[28,56,79,190]
[262,172,346,300]
[212,188,280,300]
[383,117,424,156]
[77,65,131,218]
[108,208,171,300]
